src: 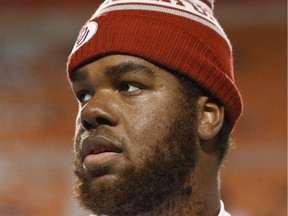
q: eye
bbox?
[76,91,93,103]
[119,83,142,93]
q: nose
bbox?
[79,94,119,130]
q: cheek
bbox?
[126,101,171,134]
[127,90,181,131]
[121,97,180,159]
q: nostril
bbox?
[81,120,95,130]
[81,120,93,130]
[96,117,114,126]
[81,117,116,130]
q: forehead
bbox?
[70,54,173,82]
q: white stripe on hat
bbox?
[98,0,214,14]
[91,0,230,46]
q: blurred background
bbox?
[0,0,286,215]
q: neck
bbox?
[138,168,221,216]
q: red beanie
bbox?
[67,0,243,129]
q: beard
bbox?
[73,99,199,216]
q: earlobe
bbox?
[197,96,224,140]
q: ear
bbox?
[197,96,224,140]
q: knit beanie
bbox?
[67,0,243,129]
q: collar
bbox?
[218,200,231,216]
[91,200,231,216]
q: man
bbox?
[67,0,243,215]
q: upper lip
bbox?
[80,135,122,160]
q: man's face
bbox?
[71,55,200,215]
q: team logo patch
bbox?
[71,21,98,54]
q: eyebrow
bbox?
[105,62,156,78]
[70,61,156,83]
[70,68,88,82]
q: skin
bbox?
[71,54,225,216]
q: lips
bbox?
[80,135,123,174]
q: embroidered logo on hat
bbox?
[72,21,98,54]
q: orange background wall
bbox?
[0,0,286,215]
